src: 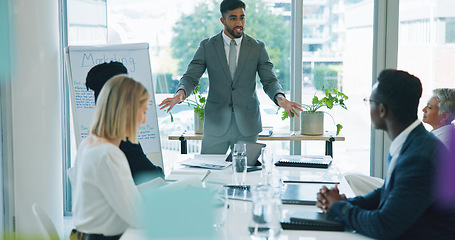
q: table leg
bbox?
[179,136,187,154]
[325,137,335,158]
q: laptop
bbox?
[225,141,266,167]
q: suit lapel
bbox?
[213,32,233,83]
[378,124,425,209]
[234,34,251,84]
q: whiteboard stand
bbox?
[65,43,163,168]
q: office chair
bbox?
[32,203,59,240]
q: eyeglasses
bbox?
[363,97,382,106]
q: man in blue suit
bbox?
[317,69,455,239]
[159,0,302,154]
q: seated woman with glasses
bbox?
[346,88,455,196]
[69,76,161,240]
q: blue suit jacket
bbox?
[176,32,284,137]
[328,124,455,239]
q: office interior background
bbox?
[1,0,455,238]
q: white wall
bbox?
[10,0,63,237]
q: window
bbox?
[398,0,455,127]
[65,0,375,213]
[107,0,292,157]
[446,18,455,44]
[299,0,373,174]
[65,0,108,215]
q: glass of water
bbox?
[232,142,247,185]
[248,185,283,240]
[211,186,228,229]
[260,148,274,184]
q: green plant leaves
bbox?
[336,124,343,136]
[281,109,294,120]
[279,86,348,135]
[194,106,205,121]
[185,84,206,121]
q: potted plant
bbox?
[281,87,348,135]
[185,84,206,134]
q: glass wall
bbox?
[299,0,373,174]
[66,0,108,214]
[398,0,455,132]
[66,0,374,186]
[107,0,293,161]
[104,0,373,175]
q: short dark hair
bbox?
[376,69,422,123]
[220,0,246,18]
[85,61,128,102]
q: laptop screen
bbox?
[225,142,266,166]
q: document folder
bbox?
[275,155,332,169]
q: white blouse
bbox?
[68,139,143,236]
[431,124,455,148]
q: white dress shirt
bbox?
[431,124,455,148]
[222,31,242,67]
[385,119,421,186]
[68,139,143,236]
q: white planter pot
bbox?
[194,112,204,134]
[300,111,324,135]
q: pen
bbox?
[201,170,211,182]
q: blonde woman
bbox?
[69,76,151,239]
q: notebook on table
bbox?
[259,127,273,137]
[224,183,335,205]
[224,185,252,201]
[275,155,332,169]
[280,183,335,205]
[180,154,232,170]
[281,209,344,231]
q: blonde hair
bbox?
[90,75,150,143]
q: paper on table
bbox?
[282,163,341,183]
[165,168,211,181]
[283,173,340,184]
[180,154,232,170]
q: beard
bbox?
[226,26,244,38]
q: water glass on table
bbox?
[260,148,274,184]
[248,185,283,240]
[211,186,228,229]
[232,143,247,185]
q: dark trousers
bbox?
[70,229,122,240]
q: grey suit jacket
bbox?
[176,32,284,137]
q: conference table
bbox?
[121,155,372,240]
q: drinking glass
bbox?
[211,187,228,229]
[248,185,283,239]
[260,148,274,184]
[232,143,247,185]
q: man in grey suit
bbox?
[160,0,302,154]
